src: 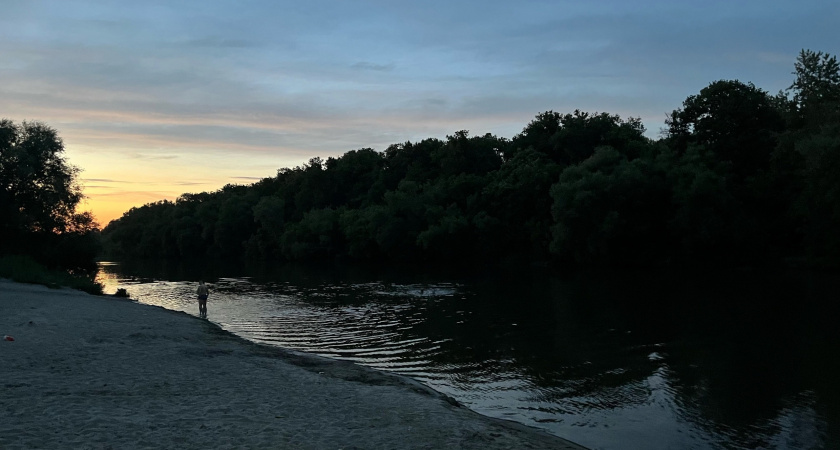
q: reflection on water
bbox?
[97,261,840,450]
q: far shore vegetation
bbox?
[100,50,840,270]
[2,49,840,292]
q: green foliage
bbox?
[666,80,784,179]
[480,148,560,257]
[665,146,742,262]
[432,131,504,177]
[324,148,385,208]
[338,206,385,259]
[511,110,648,165]
[247,196,286,259]
[382,138,443,187]
[416,203,471,259]
[214,192,257,257]
[549,146,671,266]
[795,125,840,264]
[279,207,342,260]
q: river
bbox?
[95,261,840,449]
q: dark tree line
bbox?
[0,120,100,272]
[101,50,840,268]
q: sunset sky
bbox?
[2,0,837,225]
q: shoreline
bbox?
[0,279,586,449]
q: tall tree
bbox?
[0,120,98,261]
[786,50,840,263]
[666,80,785,179]
[789,49,840,124]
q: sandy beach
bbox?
[0,279,586,449]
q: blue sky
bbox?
[2,0,837,223]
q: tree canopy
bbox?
[0,120,99,271]
[789,49,840,123]
[94,49,840,268]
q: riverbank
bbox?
[0,279,585,449]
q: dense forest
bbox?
[100,50,840,268]
[0,119,102,291]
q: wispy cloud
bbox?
[352,62,396,72]
[122,153,177,161]
[82,178,132,183]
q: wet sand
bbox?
[0,279,586,449]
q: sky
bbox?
[2,1,838,225]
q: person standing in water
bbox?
[197,281,209,317]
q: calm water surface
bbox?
[96,261,840,450]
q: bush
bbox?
[0,255,103,295]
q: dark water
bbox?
[96,261,840,450]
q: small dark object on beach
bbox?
[114,288,130,298]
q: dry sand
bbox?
[0,279,586,449]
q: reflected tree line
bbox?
[99,257,840,448]
[407,268,840,448]
[100,50,840,267]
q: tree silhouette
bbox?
[0,120,99,270]
[100,50,840,268]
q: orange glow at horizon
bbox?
[67,143,303,228]
[79,189,181,227]
[60,112,529,227]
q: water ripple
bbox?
[96,264,835,450]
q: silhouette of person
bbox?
[197,281,209,317]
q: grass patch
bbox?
[0,255,103,295]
